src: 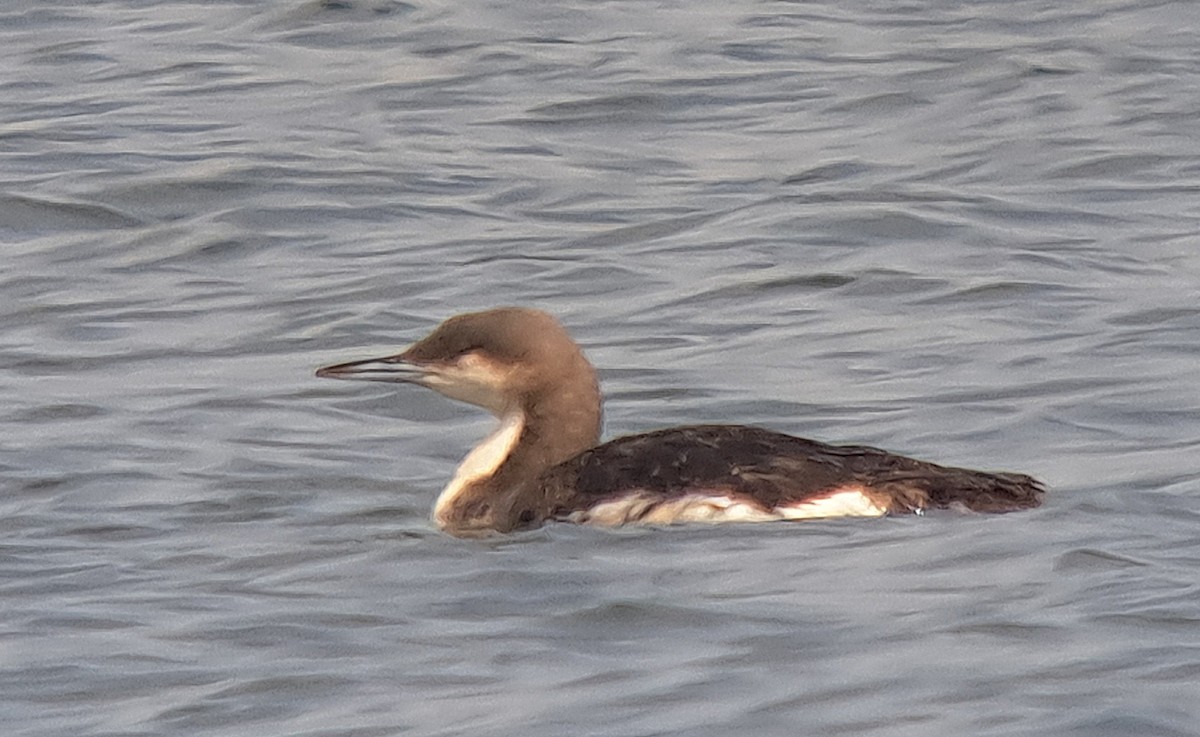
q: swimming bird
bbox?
[317,307,1044,537]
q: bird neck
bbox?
[432,378,602,536]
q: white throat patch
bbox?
[432,411,525,528]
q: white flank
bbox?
[432,411,525,528]
[776,488,886,519]
[573,487,887,527]
[573,494,781,526]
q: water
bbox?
[4,0,1200,734]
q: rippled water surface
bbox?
[4,1,1200,735]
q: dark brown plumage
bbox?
[533,424,1043,522]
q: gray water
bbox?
[4,1,1200,735]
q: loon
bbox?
[316,307,1044,537]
